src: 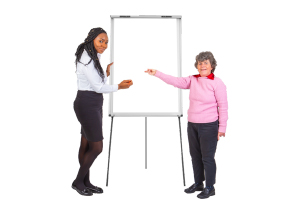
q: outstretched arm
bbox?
[145,69,191,89]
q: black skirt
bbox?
[74,90,104,142]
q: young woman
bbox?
[72,27,133,196]
[145,51,228,199]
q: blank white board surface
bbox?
[109,16,182,117]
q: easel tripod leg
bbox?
[178,117,186,186]
[145,117,147,169]
[106,116,114,186]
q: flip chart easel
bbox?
[106,15,185,186]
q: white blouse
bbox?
[76,50,118,93]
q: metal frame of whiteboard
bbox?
[109,15,183,117]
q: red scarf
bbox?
[193,73,214,80]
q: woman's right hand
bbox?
[144,69,156,76]
[118,80,133,90]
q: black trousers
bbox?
[187,120,218,186]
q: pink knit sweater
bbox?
[155,71,228,133]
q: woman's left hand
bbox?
[218,132,225,141]
[106,62,114,77]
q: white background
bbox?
[1,0,300,200]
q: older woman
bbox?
[145,51,228,199]
[72,27,133,196]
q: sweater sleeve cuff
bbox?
[154,70,162,78]
[218,125,226,133]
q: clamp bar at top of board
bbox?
[111,15,182,19]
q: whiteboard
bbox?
[109,15,182,117]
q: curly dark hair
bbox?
[194,51,217,73]
[75,27,107,82]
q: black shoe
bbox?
[184,183,204,194]
[86,186,103,194]
[71,184,93,196]
[197,187,215,199]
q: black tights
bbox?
[73,135,103,190]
